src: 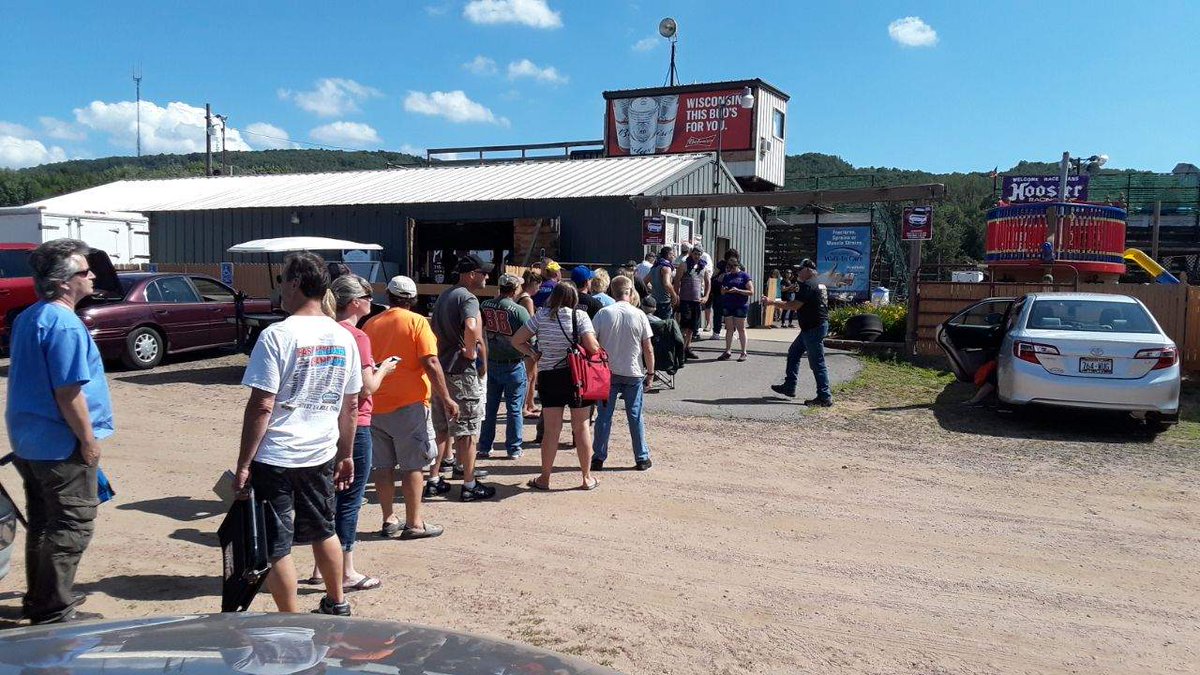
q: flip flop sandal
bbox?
[526,478,551,491]
[343,576,382,592]
[580,477,599,491]
[716,352,732,361]
[298,576,323,586]
[738,354,748,362]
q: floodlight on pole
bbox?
[660,17,679,86]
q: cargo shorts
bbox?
[371,402,438,472]
[432,369,485,438]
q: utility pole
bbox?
[132,66,142,157]
[205,103,213,177]
[216,114,229,176]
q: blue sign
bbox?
[147,263,158,273]
[816,226,871,302]
[220,262,234,285]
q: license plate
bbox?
[1079,357,1113,374]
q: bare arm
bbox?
[359,360,396,397]
[234,388,275,492]
[462,316,484,361]
[511,324,536,359]
[421,355,459,421]
[333,393,357,491]
[580,332,600,356]
[640,337,655,386]
[53,384,100,466]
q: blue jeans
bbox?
[478,360,527,454]
[784,322,831,400]
[335,425,372,552]
[593,375,650,463]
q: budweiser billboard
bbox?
[606,88,755,156]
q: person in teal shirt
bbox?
[5,239,114,625]
[477,273,531,459]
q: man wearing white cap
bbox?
[363,276,459,540]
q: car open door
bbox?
[936,298,1014,382]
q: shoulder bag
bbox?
[556,309,611,403]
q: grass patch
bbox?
[835,356,957,408]
[1163,380,1200,443]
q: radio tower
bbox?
[132,66,143,157]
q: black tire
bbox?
[121,327,165,370]
[844,313,884,342]
[1145,420,1173,435]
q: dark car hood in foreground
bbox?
[0,613,621,674]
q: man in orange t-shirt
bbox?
[363,276,458,540]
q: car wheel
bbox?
[1145,419,1173,436]
[122,327,165,370]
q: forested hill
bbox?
[0,149,426,208]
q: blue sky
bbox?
[1,0,1197,173]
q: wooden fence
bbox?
[915,281,1200,371]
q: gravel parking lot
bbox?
[0,347,1196,673]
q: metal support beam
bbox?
[631,183,946,210]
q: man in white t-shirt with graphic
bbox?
[590,275,655,472]
[234,251,362,616]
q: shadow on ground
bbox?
[117,496,225,522]
[115,364,245,386]
[908,381,1161,444]
[76,574,217,601]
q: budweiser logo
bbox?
[685,134,717,149]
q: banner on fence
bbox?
[817,226,871,302]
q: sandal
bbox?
[298,576,322,586]
[716,352,731,361]
[343,575,382,592]
[738,354,747,362]
[580,477,599,491]
[526,478,551,491]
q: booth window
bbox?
[772,110,785,140]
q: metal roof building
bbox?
[27,153,766,288]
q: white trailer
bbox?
[0,207,150,265]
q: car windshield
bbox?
[1025,299,1159,334]
[0,250,33,278]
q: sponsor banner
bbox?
[642,215,666,245]
[901,206,934,241]
[1002,175,1089,203]
[817,226,871,301]
[607,88,754,156]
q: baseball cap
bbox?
[799,258,817,270]
[455,253,494,274]
[498,273,522,290]
[386,275,418,297]
[641,295,658,311]
[545,260,561,273]
[570,265,594,286]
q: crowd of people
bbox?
[3,237,831,623]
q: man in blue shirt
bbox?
[5,238,114,624]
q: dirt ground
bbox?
[1,351,1198,674]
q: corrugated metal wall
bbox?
[655,162,768,288]
[147,164,764,284]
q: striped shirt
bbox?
[527,307,594,369]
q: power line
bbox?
[237,128,383,153]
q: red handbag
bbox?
[559,309,611,403]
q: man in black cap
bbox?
[761,258,832,407]
[430,253,496,501]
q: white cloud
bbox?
[632,36,658,52]
[424,3,450,15]
[0,135,67,169]
[463,0,562,29]
[73,100,253,153]
[310,122,381,147]
[0,121,34,139]
[244,122,298,149]
[278,78,382,117]
[39,116,87,141]
[398,144,425,157]
[888,16,938,47]
[507,58,568,84]
[463,55,498,76]
[404,90,510,126]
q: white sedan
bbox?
[937,292,1180,432]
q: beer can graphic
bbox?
[628,97,658,144]
[655,95,678,151]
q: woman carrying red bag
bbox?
[512,282,601,491]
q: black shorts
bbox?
[723,304,749,319]
[250,459,336,562]
[537,366,588,409]
[678,301,703,331]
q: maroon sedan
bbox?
[80,269,271,370]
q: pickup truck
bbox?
[0,243,38,349]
